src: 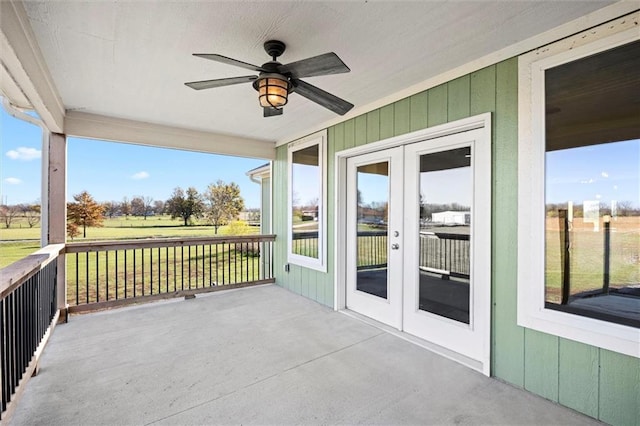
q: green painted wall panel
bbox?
[447,75,470,122]
[524,329,559,401]
[333,122,346,152]
[599,349,640,426]
[355,115,367,147]
[379,104,395,140]
[470,66,496,116]
[427,84,447,126]
[394,98,410,136]
[410,91,429,131]
[558,339,599,419]
[366,109,380,143]
[491,58,524,386]
[344,118,356,150]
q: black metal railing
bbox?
[1,244,63,421]
[65,235,275,311]
[419,231,470,278]
[356,231,387,269]
[292,231,319,258]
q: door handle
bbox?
[391,243,400,250]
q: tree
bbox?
[67,191,104,238]
[21,204,41,228]
[0,205,20,228]
[153,200,165,215]
[142,196,154,219]
[67,222,80,240]
[131,196,154,218]
[130,196,145,217]
[102,201,119,218]
[120,197,131,217]
[166,187,204,226]
[204,180,245,234]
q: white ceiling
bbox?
[15,1,614,148]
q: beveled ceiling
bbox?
[3,1,618,156]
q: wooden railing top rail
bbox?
[65,234,277,253]
[0,243,64,298]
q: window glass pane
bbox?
[419,147,471,323]
[291,144,319,258]
[544,40,640,328]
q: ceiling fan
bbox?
[185,40,354,118]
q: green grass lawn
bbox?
[545,216,640,302]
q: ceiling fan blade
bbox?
[264,107,283,118]
[193,54,266,72]
[292,79,354,115]
[185,75,257,90]
[279,52,350,78]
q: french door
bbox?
[345,147,404,329]
[344,128,491,374]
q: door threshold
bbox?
[339,309,486,375]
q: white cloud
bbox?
[601,171,609,178]
[131,171,150,180]
[580,178,595,184]
[4,177,22,185]
[6,147,41,161]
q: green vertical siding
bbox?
[409,91,428,131]
[599,350,640,426]
[366,110,380,143]
[272,57,639,425]
[393,98,410,136]
[559,339,599,419]
[524,329,559,401]
[427,84,447,126]
[492,58,524,386]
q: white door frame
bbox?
[345,147,404,329]
[334,113,492,375]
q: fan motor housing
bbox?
[264,40,286,59]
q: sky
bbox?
[0,108,266,208]
[546,139,639,207]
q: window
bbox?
[518,19,639,357]
[288,131,326,271]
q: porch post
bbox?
[46,132,67,315]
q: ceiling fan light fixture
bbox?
[255,74,290,108]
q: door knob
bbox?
[391,243,400,250]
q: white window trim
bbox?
[287,130,327,272]
[517,16,640,358]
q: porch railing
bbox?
[0,244,64,422]
[65,235,275,312]
[419,231,470,278]
[356,231,388,269]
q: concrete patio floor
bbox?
[10,284,599,425]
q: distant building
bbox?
[431,211,470,225]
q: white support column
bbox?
[46,132,67,313]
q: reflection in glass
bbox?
[356,162,389,299]
[544,40,639,328]
[291,144,319,258]
[544,141,640,328]
[418,147,471,323]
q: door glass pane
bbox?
[356,162,389,299]
[418,147,471,323]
